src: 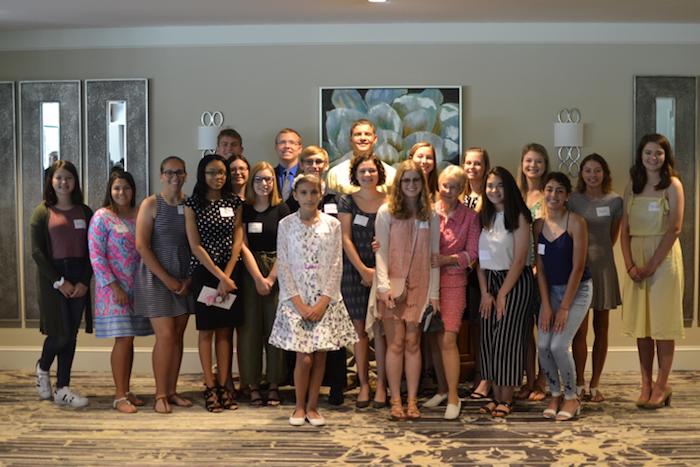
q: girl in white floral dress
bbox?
[269,174,357,427]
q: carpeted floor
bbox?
[0,370,699,466]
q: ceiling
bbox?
[1,0,700,32]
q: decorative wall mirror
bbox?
[635,75,697,325]
[0,82,20,324]
[20,80,81,322]
[85,79,148,208]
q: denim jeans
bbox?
[537,279,593,399]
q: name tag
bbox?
[323,203,338,214]
[479,249,491,261]
[73,219,86,229]
[177,205,184,215]
[353,214,369,227]
[537,243,546,255]
[248,222,263,234]
[648,201,660,212]
[418,221,429,229]
[219,207,234,218]
[596,206,610,217]
[114,224,129,234]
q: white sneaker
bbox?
[35,362,52,400]
[53,386,89,408]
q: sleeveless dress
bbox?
[133,195,194,318]
[339,195,377,321]
[622,193,684,340]
[568,192,623,310]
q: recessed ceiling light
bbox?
[368,0,387,3]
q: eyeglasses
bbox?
[162,169,185,178]
[302,158,326,167]
[401,177,422,184]
[253,176,274,184]
[204,170,226,177]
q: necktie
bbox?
[281,170,291,200]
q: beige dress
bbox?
[622,193,684,340]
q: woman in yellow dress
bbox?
[620,133,684,410]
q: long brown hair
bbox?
[388,160,432,221]
[576,153,612,194]
[517,143,550,197]
[630,133,678,194]
[407,142,439,196]
[463,146,491,196]
[246,161,282,207]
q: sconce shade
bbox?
[554,122,583,147]
[198,126,219,150]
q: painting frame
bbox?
[319,86,462,168]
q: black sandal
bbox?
[249,389,265,407]
[218,385,239,410]
[203,386,223,413]
[492,401,513,418]
[479,401,497,415]
[266,389,281,407]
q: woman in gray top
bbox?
[568,154,622,403]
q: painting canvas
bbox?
[320,86,462,168]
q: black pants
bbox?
[39,258,88,389]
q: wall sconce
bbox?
[197,111,224,156]
[554,108,583,176]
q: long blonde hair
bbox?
[388,160,432,221]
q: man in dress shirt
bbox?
[216,128,244,159]
[273,128,302,201]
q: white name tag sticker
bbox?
[596,206,611,217]
[248,222,263,234]
[418,221,429,229]
[353,214,369,227]
[648,201,661,212]
[114,224,129,234]
[324,203,338,214]
[219,207,234,218]
[73,219,86,229]
[537,243,546,255]
[479,249,491,261]
[177,205,184,215]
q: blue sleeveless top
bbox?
[538,214,591,286]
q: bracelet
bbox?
[626,264,635,273]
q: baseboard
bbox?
[2,346,700,373]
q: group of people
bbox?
[32,120,685,427]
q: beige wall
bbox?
[1,42,699,355]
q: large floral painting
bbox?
[320,86,462,168]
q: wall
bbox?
[1,39,699,369]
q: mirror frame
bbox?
[85,79,148,208]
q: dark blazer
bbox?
[274,163,300,201]
[30,202,94,336]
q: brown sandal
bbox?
[389,398,406,420]
[126,391,145,407]
[406,398,421,420]
[154,396,172,414]
[168,393,193,407]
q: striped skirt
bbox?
[479,267,535,387]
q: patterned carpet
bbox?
[0,370,699,466]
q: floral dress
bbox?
[88,208,152,338]
[269,212,357,353]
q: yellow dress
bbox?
[622,194,684,340]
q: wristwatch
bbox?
[53,276,65,290]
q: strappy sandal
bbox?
[479,401,497,415]
[389,398,406,421]
[218,385,239,410]
[406,398,421,420]
[492,401,513,418]
[588,387,605,403]
[203,386,223,413]
[154,395,172,414]
[266,389,281,407]
[168,393,193,407]
[249,389,265,407]
[113,396,137,414]
[126,391,145,407]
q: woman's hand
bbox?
[495,292,507,321]
[217,276,236,297]
[164,276,183,294]
[254,276,271,296]
[636,263,655,280]
[307,301,328,322]
[58,281,76,298]
[371,237,380,253]
[71,282,89,298]
[627,265,643,283]
[553,307,569,333]
[360,267,374,287]
[176,278,192,295]
[539,305,553,332]
[110,282,129,305]
[377,291,395,310]
[479,292,494,319]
